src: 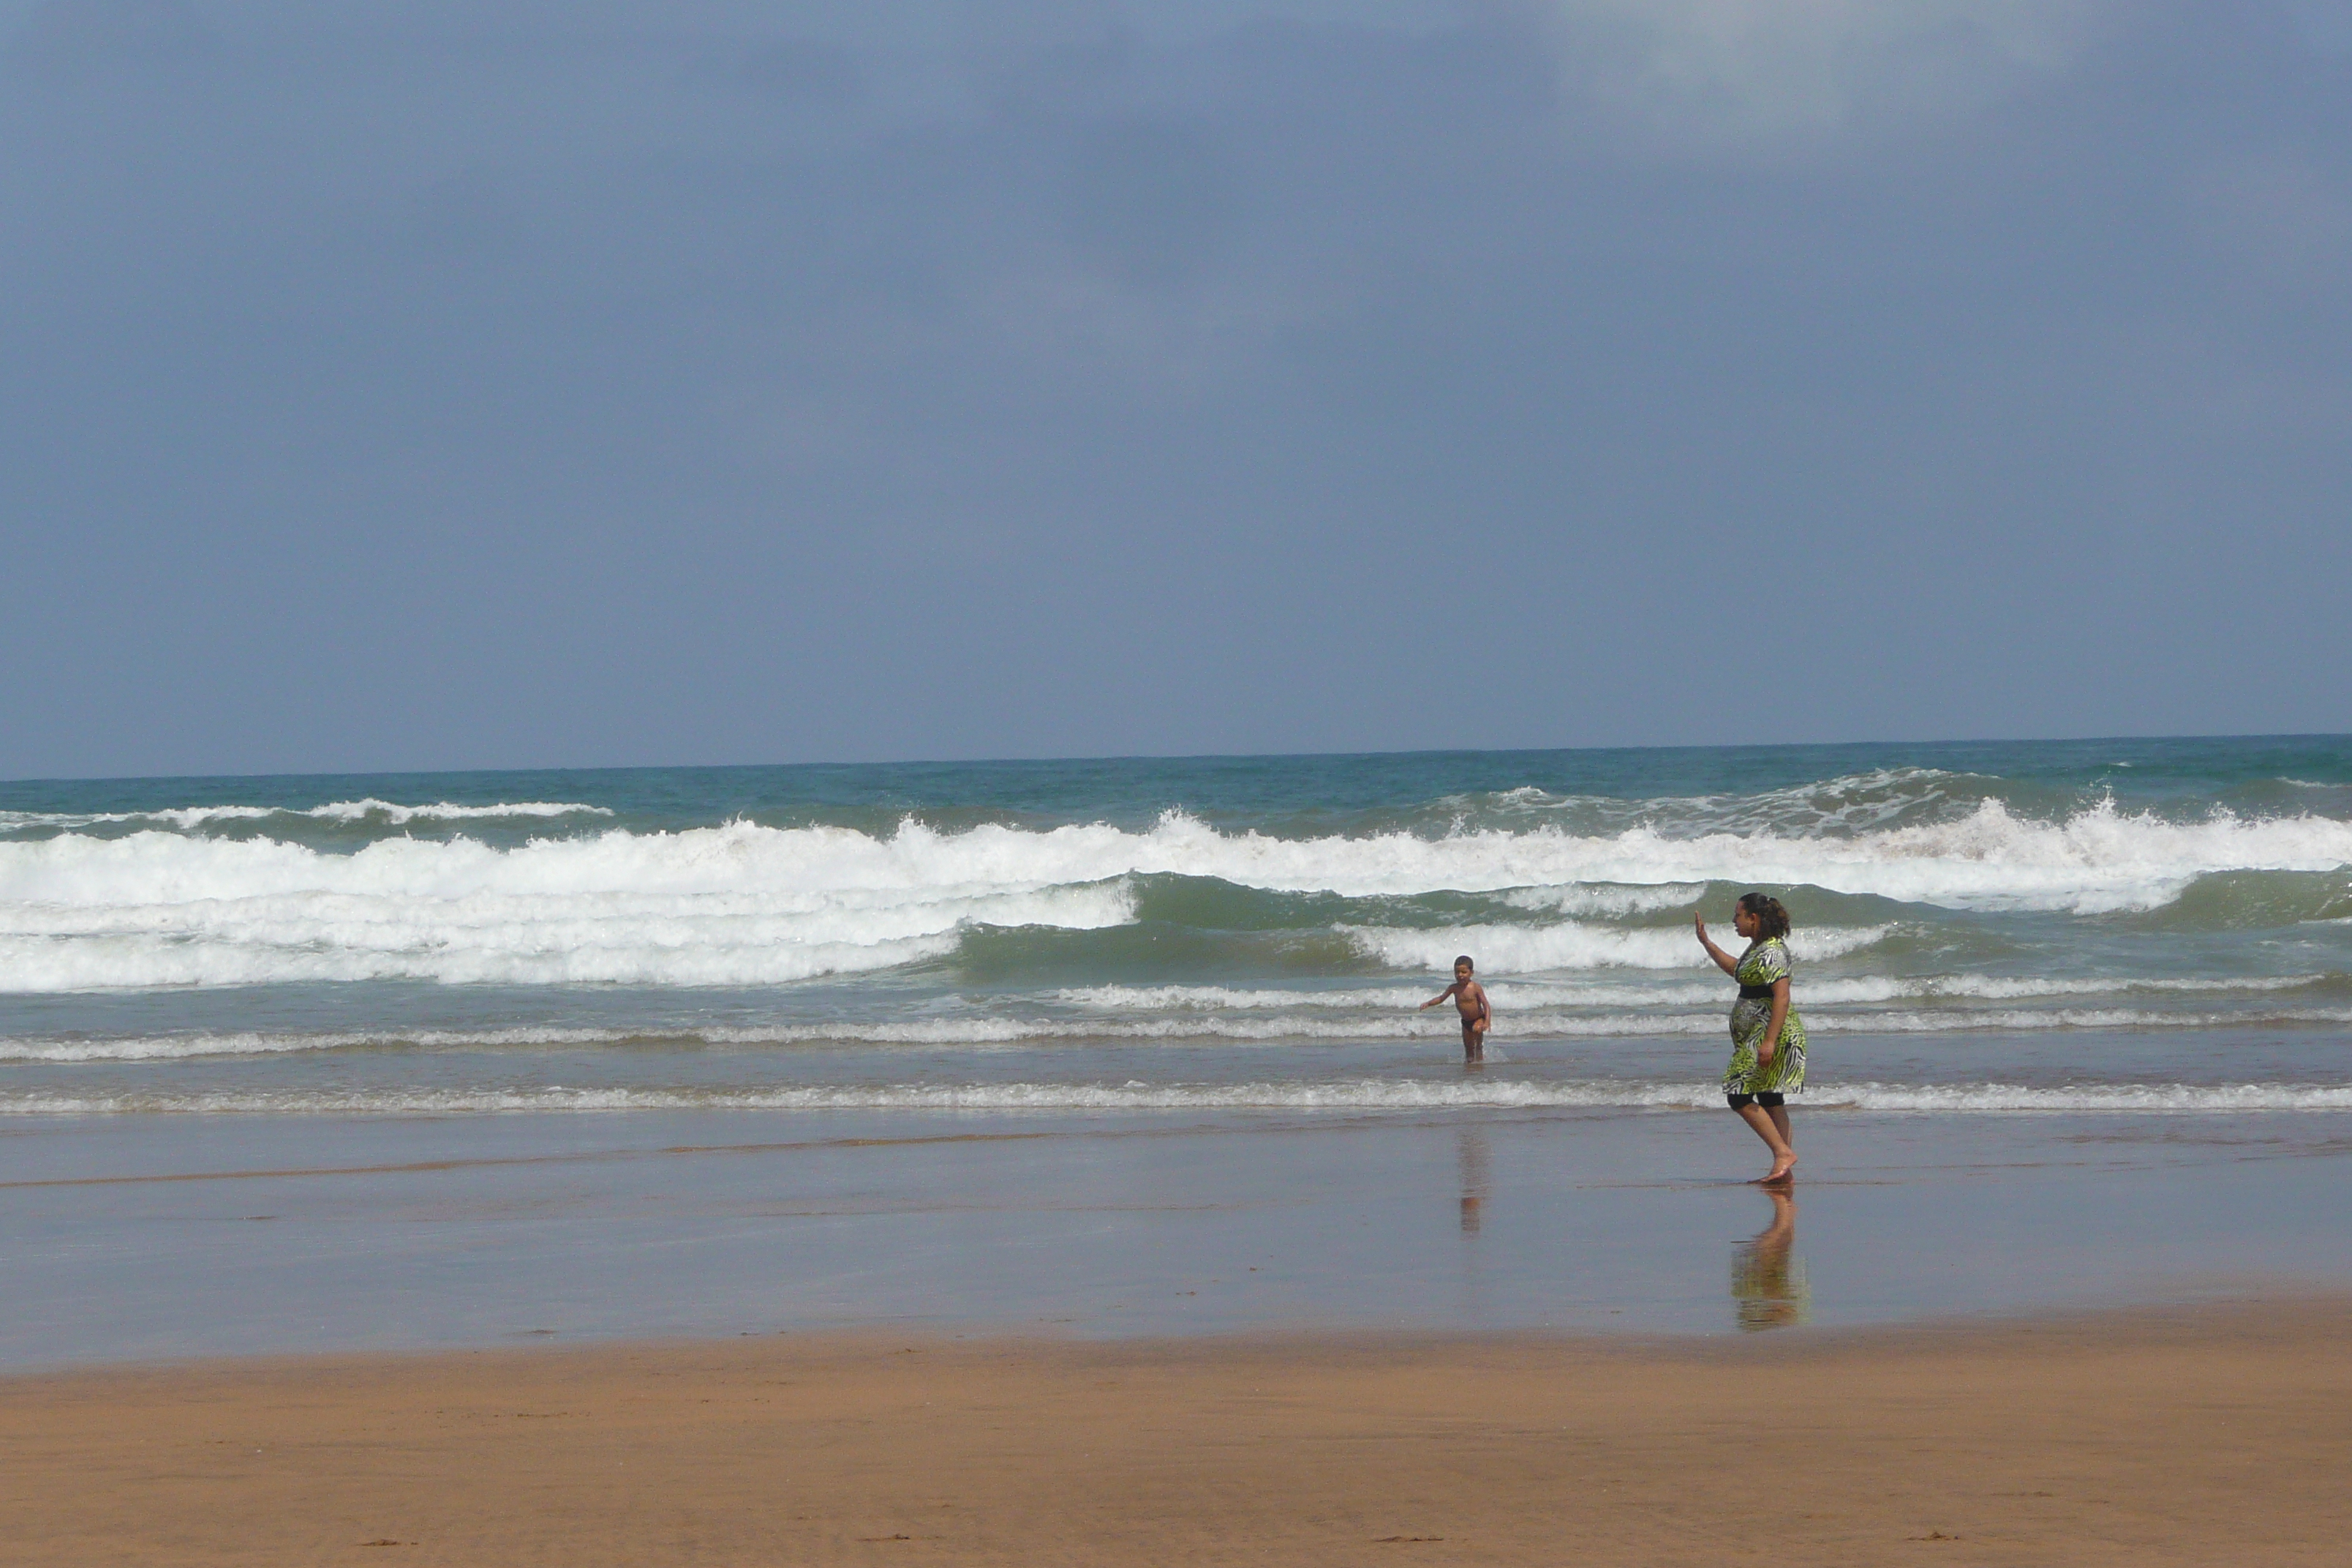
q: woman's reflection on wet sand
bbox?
[1457,1126,1491,1237]
[1731,1187,1809,1331]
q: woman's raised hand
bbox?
[1695,911,1738,974]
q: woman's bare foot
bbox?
[1752,1153,1797,1186]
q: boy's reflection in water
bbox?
[1731,1188,1809,1331]
[1457,1126,1492,1237]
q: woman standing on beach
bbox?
[1695,892,1807,1185]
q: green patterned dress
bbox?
[1725,937,1807,1096]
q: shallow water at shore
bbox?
[7,1090,2350,1368]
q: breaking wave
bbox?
[1346,921,1896,973]
[0,799,611,833]
[0,779,2347,993]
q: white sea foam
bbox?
[14,992,2348,1062]
[747,1000,2352,1039]
[1874,973,2330,1000]
[7,1077,2352,1116]
[1823,1006,2352,1032]
[0,1026,648,1063]
[3,794,2350,992]
[0,836,1137,989]
[1045,981,1707,1010]
[0,1014,1669,1059]
[1605,972,2339,1007]
[0,799,612,832]
[1057,973,2335,1011]
[1498,883,1708,916]
[11,798,2352,911]
[1806,1081,2352,1112]
[711,1006,2340,1041]
[1049,980,1757,1011]
[1509,973,2339,1008]
[1055,984,1439,1010]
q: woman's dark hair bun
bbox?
[1737,892,1792,941]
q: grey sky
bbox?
[3,1,2347,777]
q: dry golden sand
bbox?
[5,1300,2350,1566]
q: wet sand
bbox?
[7,1298,2350,1566]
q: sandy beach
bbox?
[7,1298,2348,1566]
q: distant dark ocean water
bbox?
[3,736,2349,1117]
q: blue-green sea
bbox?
[3,735,2351,1118]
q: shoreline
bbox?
[9,1297,2350,1564]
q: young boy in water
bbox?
[1420,955,1491,1063]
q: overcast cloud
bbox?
[1,0,2347,776]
